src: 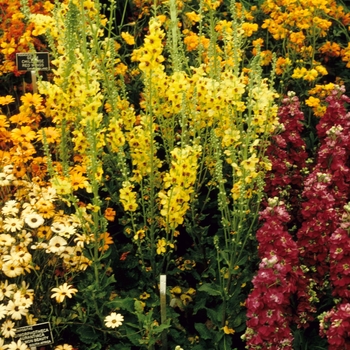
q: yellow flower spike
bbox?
[119,182,138,212]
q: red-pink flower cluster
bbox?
[244,199,304,349]
[329,207,350,299]
[264,92,308,219]
[297,86,350,290]
[246,86,350,348]
[320,303,350,349]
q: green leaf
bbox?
[106,297,134,312]
[76,325,99,344]
[197,283,221,296]
[149,321,171,334]
[194,323,212,340]
[235,255,248,266]
[193,293,207,315]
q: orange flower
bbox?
[104,207,116,222]
[98,232,114,252]
[12,163,27,178]
[37,127,60,144]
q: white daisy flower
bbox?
[104,312,124,328]
[46,236,67,254]
[1,200,19,216]
[24,213,45,228]
[3,217,23,232]
[1,319,16,338]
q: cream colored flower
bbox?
[24,213,44,228]
[55,345,73,350]
[46,236,67,254]
[0,234,16,246]
[7,339,28,350]
[51,283,78,303]
[104,312,124,328]
[0,304,7,320]
[2,260,24,278]
[1,319,16,338]
[3,217,23,232]
[0,281,15,300]
[6,300,28,320]
[1,200,19,216]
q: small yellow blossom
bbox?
[121,32,135,45]
[186,11,201,24]
[156,238,167,255]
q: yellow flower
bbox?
[115,62,128,75]
[140,292,150,300]
[241,154,259,173]
[241,22,258,37]
[156,238,167,255]
[98,232,114,252]
[134,229,145,241]
[186,11,201,24]
[11,126,37,143]
[222,325,235,334]
[303,68,318,82]
[50,177,72,195]
[319,41,341,58]
[121,32,135,45]
[21,92,43,108]
[275,57,292,75]
[0,95,15,105]
[170,286,182,295]
[305,96,321,108]
[291,67,307,79]
[315,65,328,76]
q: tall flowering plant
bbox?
[243,198,304,349]
[246,85,350,348]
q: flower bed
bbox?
[1,0,350,349]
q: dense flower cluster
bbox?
[247,86,350,347]
[244,198,305,349]
[319,303,350,349]
[264,91,309,218]
[297,87,350,288]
